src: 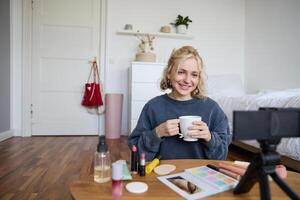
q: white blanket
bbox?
[210,89,300,161]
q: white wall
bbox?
[106,0,245,134]
[245,0,300,93]
[0,0,11,133]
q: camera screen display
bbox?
[233,109,300,140]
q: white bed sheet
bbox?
[210,89,300,161]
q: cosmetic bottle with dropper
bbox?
[94,135,111,183]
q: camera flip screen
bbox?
[233,109,300,140]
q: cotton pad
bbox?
[154,164,176,175]
[126,182,148,193]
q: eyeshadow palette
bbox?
[158,165,239,200]
[186,166,238,191]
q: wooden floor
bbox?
[0,136,250,200]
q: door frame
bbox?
[10,0,22,138]
[18,0,109,136]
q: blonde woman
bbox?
[128,46,230,161]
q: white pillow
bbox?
[206,74,245,97]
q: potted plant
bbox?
[171,15,192,34]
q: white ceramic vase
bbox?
[176,25,187,34]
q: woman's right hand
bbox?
[155,119,180,138]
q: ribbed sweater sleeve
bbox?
[128,103,163,161]
[202,104,231,160]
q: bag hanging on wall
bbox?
[82,60,104,107]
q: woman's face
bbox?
[168,57,200,100]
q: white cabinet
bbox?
[129,62,166,133]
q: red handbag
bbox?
[81,61,104,107]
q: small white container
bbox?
[176,25,187,34]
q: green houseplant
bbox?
[171,15,193,29]
[171,15,192,34]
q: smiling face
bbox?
[168,57,200,100]
[160,46,205,99]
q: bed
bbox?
[206,74,300,172]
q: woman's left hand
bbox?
[187,121,211,142]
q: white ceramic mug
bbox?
[179,115,202,142]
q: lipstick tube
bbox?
[139,152,145,176]
[130,145,138,174]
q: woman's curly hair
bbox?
[160,46,206,99]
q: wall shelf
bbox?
[116,30,193,39]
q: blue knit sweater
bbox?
[128,94,231,161]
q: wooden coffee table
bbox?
[69,159,300,200]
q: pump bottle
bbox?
[94,135,111,183]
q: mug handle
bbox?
[178,133,184,138]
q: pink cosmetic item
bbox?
[112,162,123,199]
